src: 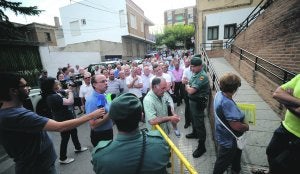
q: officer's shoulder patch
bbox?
[199,76,204,81]
[92,140,113,154]
[147,130,163,139]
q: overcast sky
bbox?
[6,0,195,29]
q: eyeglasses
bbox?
[95,80,107,83]
[18,84,30,88]
[84,77,91,79]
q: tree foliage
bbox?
[0,0,43,40]
[154,24,195,49]
[0,0,42,21]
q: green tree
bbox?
[0,0,42,21]
[154,24,195,49]
[0,0,43,40]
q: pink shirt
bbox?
[172,68,183,82]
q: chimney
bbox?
[54,17,60,27]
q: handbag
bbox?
[216,116,247,150]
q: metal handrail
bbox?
[226,0,273,45]
[230,44,296,84]
[201,42,227,50]
[154,125,198,174]
[201,47,220,91]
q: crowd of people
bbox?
[0,49,299,173]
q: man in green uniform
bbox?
[193,54,207,73]
[185,57,210,158]
[91,93,170,174]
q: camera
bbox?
[60,74,83,89]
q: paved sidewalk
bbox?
[208,58,281,172]
[0,58,280,174]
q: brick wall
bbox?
[234,0,300,73]
[225,50,286,118]
[206,49,224,58]
[224,0,299,117]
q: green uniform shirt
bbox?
[188,70,209,100]
[143,91,170,133]
[282,74,300,137]
[92,130,170,174]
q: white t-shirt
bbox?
[150,73,171,84]
[79,83,93,98]
[126,75,143,98]
[182,66,193,81]
[141,74,153,94]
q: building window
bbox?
[207,26,219,40]
[175,14,184,22]
[224,24,236,39]
[130,13,137,29]
[119,10,126,27]
[44,32,51,41]
[70,20,81,36]
[141,22,144,32]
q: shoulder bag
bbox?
[216,116,247,150]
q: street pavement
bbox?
[0,57,279,174]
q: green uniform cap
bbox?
[191,57,202,66]
[108,93,142,120]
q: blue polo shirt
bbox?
[85,90,113,132]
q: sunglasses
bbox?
[84,77,91,79]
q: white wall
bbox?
[205,7,255,44]
[59,0,128,45]
[39,46,101,77]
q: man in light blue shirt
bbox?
[85,74,113,147]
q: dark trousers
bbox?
[213,144,242,174]
[189,99,207,142]
[90,129,113,147]
[183,92,191,125]
[60,128,81,160]
[174,82,184,104]
[266,124,300,174]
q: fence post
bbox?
[212,74,216,90]
[255,57,258,70]
[246,17,249,27]
[283,71,288,84]
[240,49,243,60]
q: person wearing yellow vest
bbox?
[266,74,300,174]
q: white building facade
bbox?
[59,0,154,60]
[60,0,127,45]
[196,0,262,52]
[204,7,254,49]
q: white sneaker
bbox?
[74,147,88,153]
[174,130,181,137]
[59,158,74,164]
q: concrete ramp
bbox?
[210,57,281,170]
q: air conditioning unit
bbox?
[81,19,86,25]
